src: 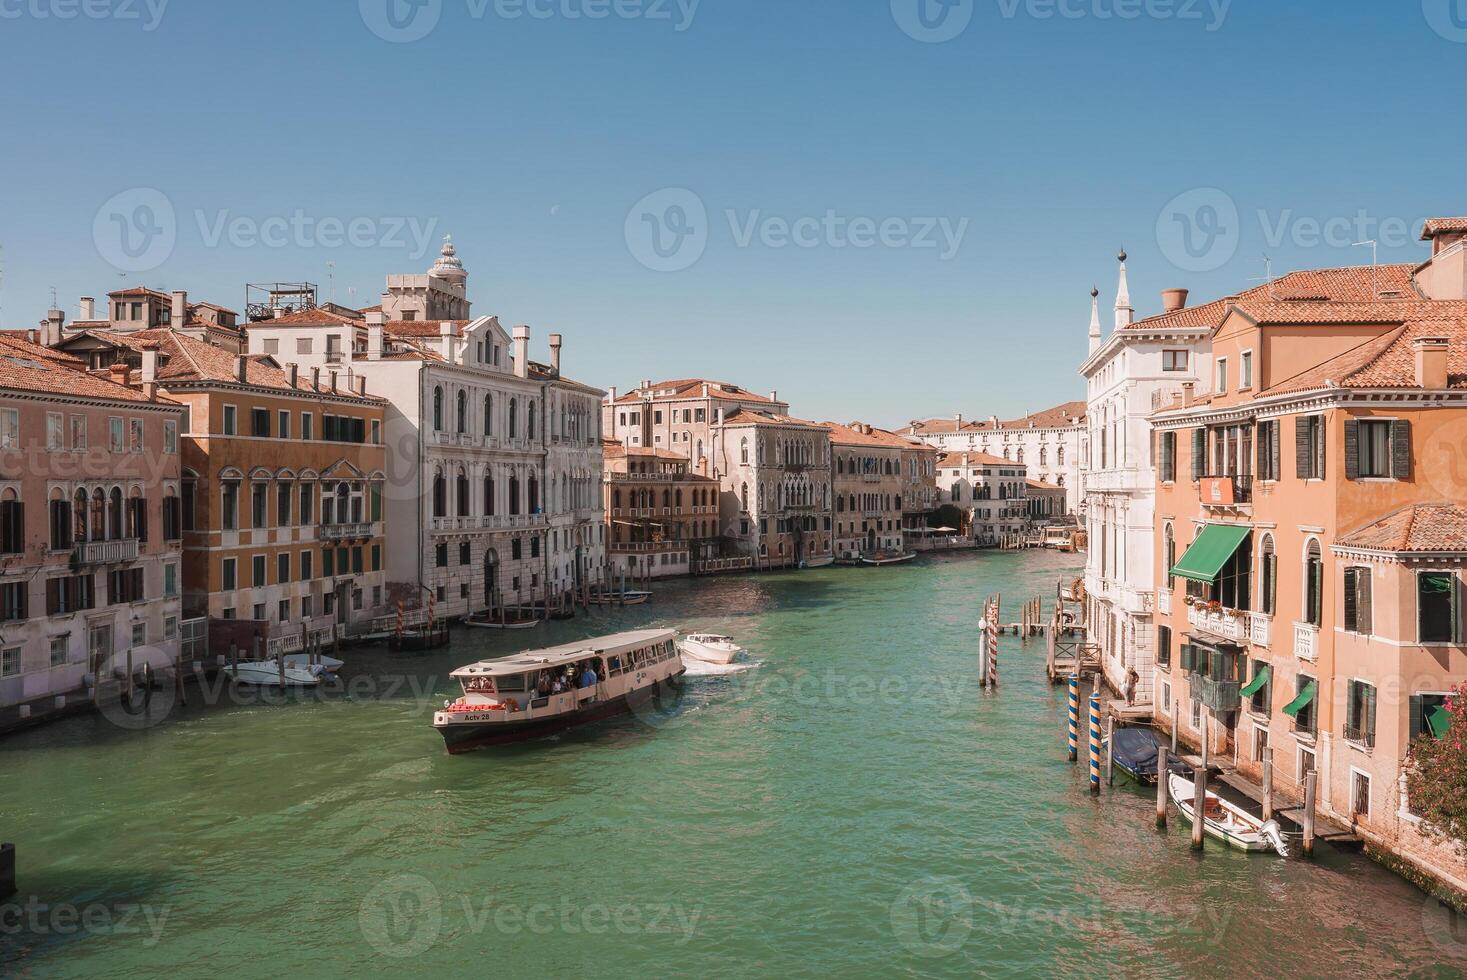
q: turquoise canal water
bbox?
[4,550,1466,978]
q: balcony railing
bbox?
[321,522,375,541]
[1294,623,1319,661]
[1185,603,1247,643]
[1158,589,1172,615]
[1247,612,1271,648]
[430,514,546,532]
[1201,475,1253,507]
[74,538,139,566]
[1189,673,1242,713]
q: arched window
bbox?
[456,469,470,515]
[456,390,467,434]
[73,488,89,543]
[432,470,447,518]
[1057,446,1066,465]
[740,482,749,511]
[108,487,123,540]
[432,387,444,431]
[50,488,72,551]
[1259,533,1276,615]
[1304,539,1323,626]
[528,475,539,513]
[527,401,537,440]
[483,394,493,435]
[484,475,496,516]
[662,489,671,509]
[509,399,518,439]
[1163,522,1175,589]
[509,476,521,515]
[740,438,749,464]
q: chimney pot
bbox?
[140,343,159,384]
[1414,336,1450,389]
[287,363,299,387]
[43,309,65,348]
[171,290,188,331]
[310,366,320,390]
[366,311,384,361]
[109,362,130,384]
[234,355,247,383]
[549,333,563,374]
[79,296,95,321]
[770,390,778,404]
[1161,288,1189,313]
[1182,381,1196,407]
[329,371,338,393]
[513,325,530,379]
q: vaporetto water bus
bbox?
[433,629,684,753]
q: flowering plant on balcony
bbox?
[1407,685,1467,847]
[1206,600,1222,614]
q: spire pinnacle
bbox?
[1088,286,1103,354]
[1114,248,1134,331]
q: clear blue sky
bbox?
[1,0,1463,426]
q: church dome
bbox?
[430,236,467,281]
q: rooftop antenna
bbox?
[1352,240,1378,297]
[49,286,57,309]
[1247,255,1276,301]
[327,261,336,304]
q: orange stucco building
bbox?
[1150,229,1467,896]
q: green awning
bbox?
[1170,524,1251,583]
[1282,680,1317,719]
[1427,705,1452,738]
[1240,665,1271,699]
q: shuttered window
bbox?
[1295,415,1325,479]
[1256,420,1281,481]
[1159,431,1176,483]
[1191,429,1205,481]
[1156,625,1171,667]
[1343,566,1372,634]
[0,500,22,554]
[1346,680,1377,747]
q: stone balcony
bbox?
[320,521,377,541]
[430,514,546,533]
[74,538,139,566]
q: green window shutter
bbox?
[1410,694,1424,741]
[1295,416,1312,478]
[1255,422,1268,479]
[1343,568,1358,632]
[1267,553,1278,614]
[1344,419,1360,481]
[1391,420,1412,480]
[1191,429,1205,481]
[1365,684,1377,746]
[1358,569,1372,635]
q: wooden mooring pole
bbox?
[1192,766,1206,851]
[1105,714,1115,786]
[1170,695,1179,754]
[1066,673,1079,762]
[1302,769,1318,858]
[1261,751,1274,822]
[1087,693,1101,795]
[1156,747,1169,828]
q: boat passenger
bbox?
[551,677,565,695]
[579,664,599,689]
[536,673,552,698]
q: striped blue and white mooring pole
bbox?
[1088,692,1102,795]
[1067,673,1079,762]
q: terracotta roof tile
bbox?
[614,380,778,405]
[821,421,920,449]
[938,452,1023,468]
[902,400,1087,434]
[0,334,165,404]
[1422,218,1467,241]
[1263,318,1467,394]
[1338,504,1467,552]
[721,408,824,430]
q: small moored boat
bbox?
[1104,727,1191,785]
[465,612,543,631]
[861,551,917,566]
[433,629,684,753]
[225,659,324,688]
[1168,771,1290,856]
[678,633,743,665]
[281,652,344,673]
[588,590,652,606]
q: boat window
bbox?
[606,655,623,675]
[496,673,529,692]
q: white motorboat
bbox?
[678,633,744,665]
[1168,771,1290,856]
[588,590,652,606]
[433,629,685,753]
[465,612,543,630]
[225,659,324,688]
[861,552,918,566]
[282,652,344,673]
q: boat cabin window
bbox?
[495,673,529,692]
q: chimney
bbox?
[440,321,457,363]
[310,366,320,391]
[549,333,562,374]
[1182,381,1196,407]
[955,413,963,426]
[607,386,617,405]
[234,355,247,383]
[513,325,530,379]
[990,415,999,428]
[287,363,299,388]
[273,306,287,320]
[171,290,188,331]
[140,343,159,384]
[357,376,368,396]
[770,390,778,404]
[42,309,65,347]
[109,363,130,389]
[366,310,384,361]
[1414,336,1450,389]
[79,296,95,321]
[1161,288,1189,313]
[329,371,338,393]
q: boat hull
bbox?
[437,674,684,754]
[678,640,740,665]
[1168,772,1280,853]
